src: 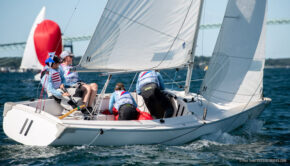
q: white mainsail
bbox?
[80,0,202,72]
[20,6,46,70]
[200,0,267,105]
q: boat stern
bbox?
[3,102,64,146]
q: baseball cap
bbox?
[45,52,61,67]
[60,50,74,60]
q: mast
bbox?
[184,0,204,94]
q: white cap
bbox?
[60,50,74,60]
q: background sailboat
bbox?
[20,7,46,71]
[3,0,270,146]
[20,6,63,80]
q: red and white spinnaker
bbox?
[20,7,62,71]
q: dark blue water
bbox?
[0,68,289,165]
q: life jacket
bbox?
[138,71,159,89]
[49,68,62,89]
[114,90,134,111]
[60,64,79,86]
[102,108,153,121]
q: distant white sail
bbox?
[80,0,202,72]
[200,0,267,104]
[20,6,46,70]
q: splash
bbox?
[241,119,264,136]
[201,130,247,145]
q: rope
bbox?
[35,73,47,113]
[93,75,112,117]
[55,0,81,53]
[171,70,178,89]
[128,72,138,92]
[161,71,184,90]
[164,79,203,85]
[201,0,206,56]
[87,129,103,146]
[36,80,42,99]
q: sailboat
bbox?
[3,0,271,146]
[20,6,62,80]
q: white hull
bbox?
[34,72,41,81]
[3,92,271,146]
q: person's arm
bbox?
[136,75,141,94]
[157,72,165,90]
[59,67,66,85]
[108,92,116,114]
[130,93,137,107]
[45,75,63,98]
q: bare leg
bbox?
[81,84,91,106]
[88,83,98,107]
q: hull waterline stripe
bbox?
[19,118,29,134]
[24,120,33,136]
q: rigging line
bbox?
[87,129,102,146]
[171,70,178,89]
[93,74,112,117]
[104,8,185,42]
[35,73,48,113]
[164,78,203,85]
[36,81,42,99]
[201,0,206,56]
[55,0,81,52]
[128,72,138,92]
[161,71,183,90]
[153,0,195,69]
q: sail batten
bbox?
[80,0,202,72]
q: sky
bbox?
[0,0,289,59]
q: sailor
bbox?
[109,83,139,120]
[41,53,69,100]
[136,70,173,119]
[59,50,98,112]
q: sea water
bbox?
[0,68,289,165]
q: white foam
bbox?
[241,119,264,135]
[201,130,247,145]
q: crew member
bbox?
[109,83,138,120]
[59,50,98,112]
[41,53,69,100]
[136,70,173,119]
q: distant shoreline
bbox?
[265,66,290,69]
[0,56,289,72]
